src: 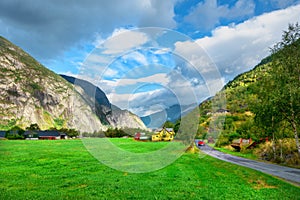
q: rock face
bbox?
[61,75,146,130]
[0,36,146,132]
[108,105,147,129]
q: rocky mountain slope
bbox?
[61,75,146,130]
[0,36,146,132]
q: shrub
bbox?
[215,134,230,147]
[228,132,241,142]
[254,139,300,166]
[105,128,129,138]
[5,133,24,140]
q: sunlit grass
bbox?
[0,139,299,199]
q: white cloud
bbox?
[122,51,148,66]
[103,68,119,78]
[0,0,177,60]
[107,89,168,114]
[182,4,300,81]
[86,54,111,65]
[102,29,149,54]
[173,40,224,95]
[153,48,171,54]
[117,73,169,86]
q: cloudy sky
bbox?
[1,0,300,118]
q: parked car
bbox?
[198,140,205,146]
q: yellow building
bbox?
[152,127,175,141]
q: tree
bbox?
[253,23,300,155]
[163,121,174,128]
[270,23,300,155]
[6,126,25,139]
[104,128,128,138]
[27,123,40,130]
[59,128,79,138]
[174,119,181,133]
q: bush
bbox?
[6,126,25,140]
[6,133,24,140]
[228,132,241,142]
[59,128,79,138]
[82,131,105,138]
[215,134,230,147]
[254,139,300,166]
[105,128,129,138]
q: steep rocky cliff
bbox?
[0,36,146,132]
[61,75,146,130]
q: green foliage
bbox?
[196,125,207,139]
[5,133,24,140]
[163,120,174,128]
[26,123,40,130]
[104,128,128,138]
[197,23,300,161]
[58,128,79,138]
[228,132,241,142]
[81,131,105,138]
[252,23,300,154]
[121,127,152,136]
[254,139,300,166]
[0,119,17,130]
[54,118,64,128]
[29,82,42,91]
[174,119,181,133]
[5,126,25,140]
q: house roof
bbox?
[24,130,61,137]
[166,128,174,132]
[156,127,174,133]
[38,131,61,137]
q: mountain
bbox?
[0,36,146,132]
[194,53,274,143]
[195,36,300,148]
[141,103,196,128]
[61,75,146,130]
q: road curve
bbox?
[198,145,300,185]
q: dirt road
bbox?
[199,145,300,185]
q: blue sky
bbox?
[1,0,300,118]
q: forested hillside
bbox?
[197,23,300,165]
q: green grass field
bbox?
[0,139,299,199]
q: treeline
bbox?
[82,127,153,138]
[3,123,79,139]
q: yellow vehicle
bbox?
[152,127,175,141]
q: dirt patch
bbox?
[248,179,277,189]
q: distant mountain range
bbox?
[141,103,197,128]
[0,36,146,132]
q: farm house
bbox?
[24,130,67,140]
[152,127,175,142]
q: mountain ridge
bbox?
[61,74,147,130]
[0,36,146,132]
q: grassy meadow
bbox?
[0,139,299,199]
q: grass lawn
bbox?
[0,139,299,199]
